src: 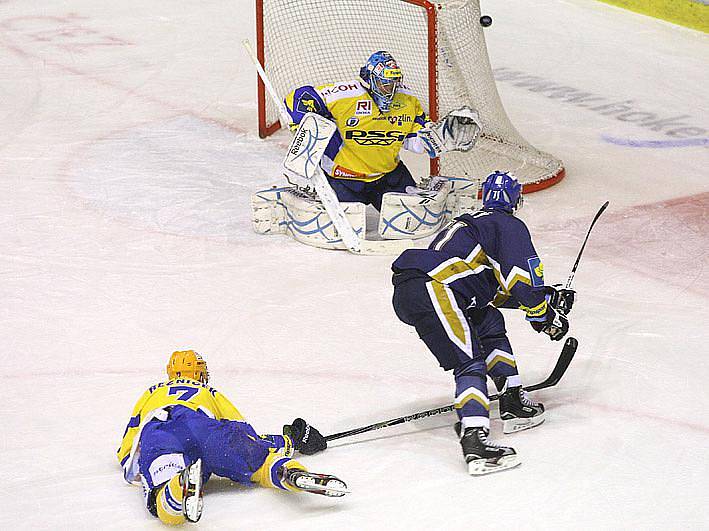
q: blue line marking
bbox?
[602,134,709,148]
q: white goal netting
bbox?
[257,0,564,190]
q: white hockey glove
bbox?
[417,106,482,158]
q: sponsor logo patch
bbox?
[345,129,407,146]
[355,100,372,116]
[527,256,544,287]
[333,166,369,179]
[386,114,412,126]
[319,83,359,97]
[346,116,359,127]
[296,91,320,114]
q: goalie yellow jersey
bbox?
[285,80,428,182]
[117,378,244,482]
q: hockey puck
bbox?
[480,15,492,27]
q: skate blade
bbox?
[467,454,521,476]
[503,414,545,434]
[183,460,204,523]
[295,475,350,497]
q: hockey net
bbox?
[255,0,565,192]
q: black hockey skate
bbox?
[499,386,545,434]
[459,427,520,476]
[281,467,349,497]
[181,459,204,523]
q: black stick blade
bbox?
[524,336,578,392]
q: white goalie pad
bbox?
[283,113,363,253]
[446,175,483,218]
[283,112,337,185]
[378,176,451,240]
[251,186,365,250]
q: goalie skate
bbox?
[182,459,204,523]
[282,468,349,497]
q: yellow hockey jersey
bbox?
[285,80,428,181]
[117,378,244,484]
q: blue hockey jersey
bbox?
[392,209,548,320]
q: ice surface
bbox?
[1,0,707,529]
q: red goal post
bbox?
[255,0,565,192]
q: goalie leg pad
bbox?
[444,175,482,218]
[251,185,366,250]
[251,187,289,235]
[378,177,451,239]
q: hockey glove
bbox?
[530,306,569,341]
[283,418,327,455]
[545,285,576,315]
[417,106,482,157]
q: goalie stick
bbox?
[324,336,578,442]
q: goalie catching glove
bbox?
[283,418,328,455]
[417,106,482,158]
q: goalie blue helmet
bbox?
[359,51,403,113]
[481,171,523,212]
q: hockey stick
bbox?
[565,201,609,290]
[324,336,577,442]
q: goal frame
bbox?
[254,0,564,193]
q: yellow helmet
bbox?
[166,350,209,384]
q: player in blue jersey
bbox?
[118,350,345,525]
[284,51,480,211]
[391,171,573,475]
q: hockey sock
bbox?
[251,453,306,491]
[453,369,490,431]
[155,473,186,526]
[485,345,521,390]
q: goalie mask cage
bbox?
[255,0,565,192]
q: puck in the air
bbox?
[480,15,492,27]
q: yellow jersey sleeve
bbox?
[117,388,151,468]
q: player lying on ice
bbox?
[391,171,575,475]
[117,350,340,525]
[284,50,481,211]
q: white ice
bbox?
[1,0,707,529]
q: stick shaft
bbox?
[565,201,609,289]
[242,39,290,124]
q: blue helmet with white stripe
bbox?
[359,51,403,113]
[481,171,523,212]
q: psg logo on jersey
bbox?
[345,129,407,146]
